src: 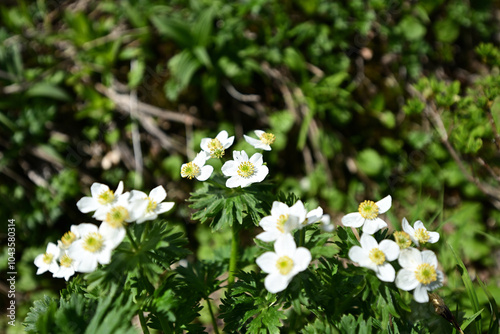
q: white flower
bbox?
[76,181,124,217]
[244,130,276,151]
[129,186,175,224]
[341,195,392,234]
[348,233,399,282]
[255,201,306,242]
[402,218,440,247]
[53,251,79,281]
[395,248,444,303]
[256,234,311,293]
[34,242,61,275]
[298,206,323,229]
[221,150,269,188]
[180,151,213,181]
[93,195,148,247]
[200,130,234,158]
[319,214,335,232]
[57,225,80,250]
[67,223,116,273]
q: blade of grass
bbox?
[449,243,482,334]
[477,278,499,334]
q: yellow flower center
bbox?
[43,253,54,264]
[105,206,129,228]
[98,189,115,205]
[82,232,104,253]
[415,228,430,244]
[276,255,294,275]
[259,132,276,146]
[369,248,386,265]
[394,231,412,249]
[59,254,73,268]
[208,138,225,158]
[358,200,379,220]
[181,162,200,179]
[61,231,77,246]
[276,214,289,233]
[147,197,158,213]
[237,161,255,178]
[415,263,437,285]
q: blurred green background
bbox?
[1,0,500,332]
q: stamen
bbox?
[105,206,129,228]
[415,263,437,285]
[59,254,73,268]
[82,232,104,253]
[369,248,386,265]
[415,228,430,244]
[358,200,379,220]
[208,138,225,158]
[147,197,158,213]
[276,255,294,275]
[43,253,54,264]
[259,132,276,145]
[237,161,255,178]
[394,231,412,249]
[61,231,77,246]
[181,162,201,179]
[276,214,289,233]
[98,189,115,205]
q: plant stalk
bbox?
[228,222,239,287]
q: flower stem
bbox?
[126,227,139,251]
[205,298,220,334]
[138,310,150,334]
[299,228,305,247]
[228,222,239,287]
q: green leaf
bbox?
[398,16,426,41]
[25,83,71,101]
[357,148,383,176]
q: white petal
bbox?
[421,250,438,268]
[255,231,280,242]
[156,202,175,214]
[216,130,228,141]
[244,135,262,148]
[225,176,241,188]
[274,234,297,255]
[256,252,279,273]
[149,186,167,202]
[306,207,323,224]
[271,202,289,217]
[401,217,414,235]
[221,161,237,176]
[428,231,440,243]
[413,220,425,230]
[379,240,400,261]
[398,247,421,269]
[259,215,277,229]
[127,200,149,221]
[293,247,311,272]
[76,197,99,213]
[289,201,307,223]
[223,136,235,148]
[376,195,392,213]
[99,223,126,248]
[362,217,387,234]
[252,165,269,183]
[75,256,98,273]
[200,138,211,152]
[90,183,109,199]
[413,284,429,303]
[193,151,209,166]
[73,223,98,237]
[341,213,364,228]
[115,181,124,196]
[254,130,265,137]
[264,272,290,293]
[197,165,213,181]
[238,150,249,161]
[250,153,263,166]
[376,263,396,282]
[348,246,367,264]
[360,234,378,250]
[129,190,148,201]
[395,269,419,291]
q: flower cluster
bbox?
[181,129,275,188]
[343,195,443,303]
[34,181,174,281]
[255,200,333,293]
